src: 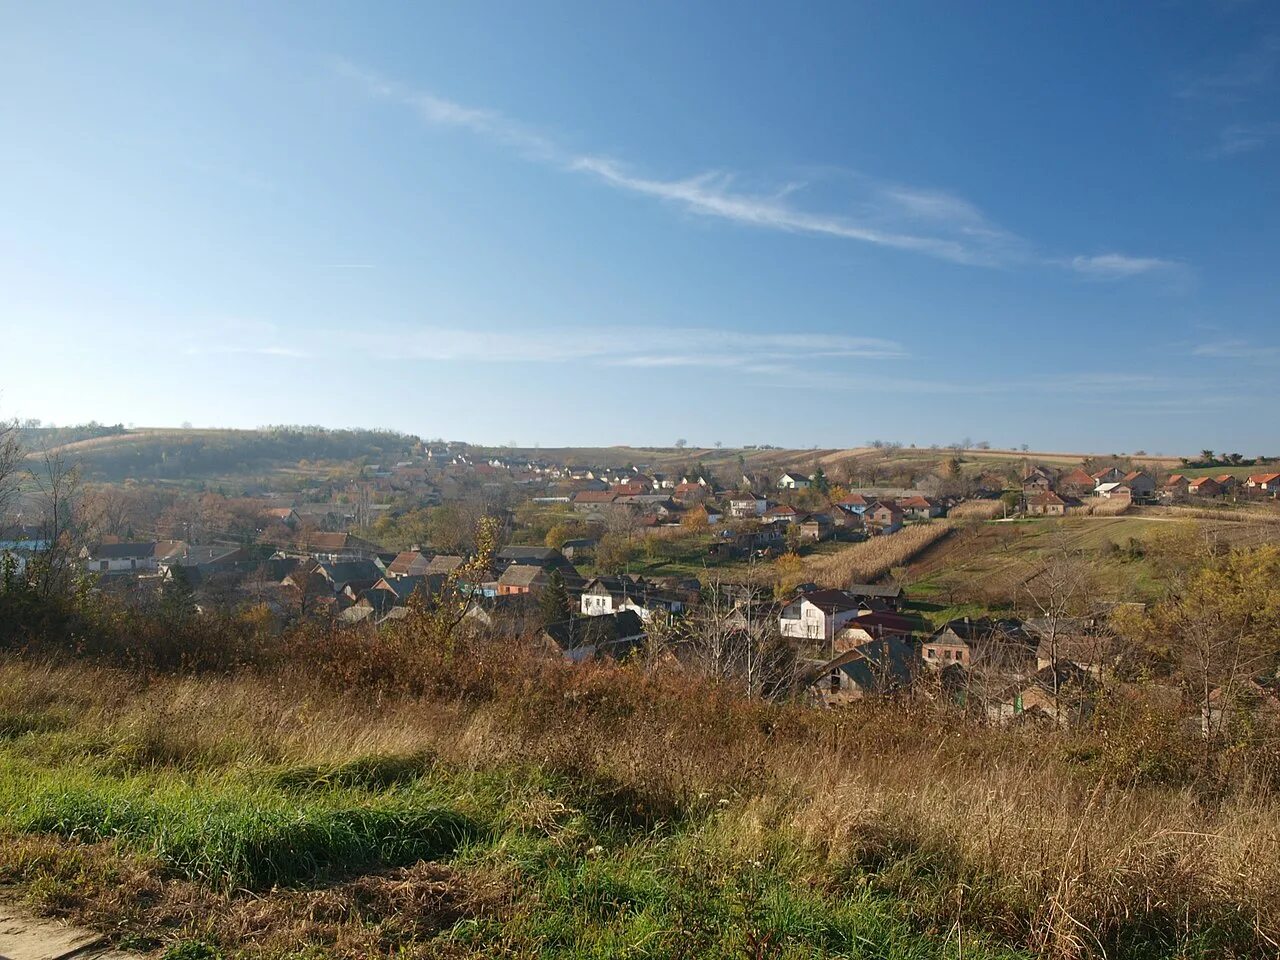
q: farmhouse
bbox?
[1188,477,1221,497]
[1094,482,1132,501]
[777,472,811,490]
[808,637,917,706]
[780,589,865,644]
[1026,491,1070,516]
[727,492,768,518]
[1246,473,1280,496]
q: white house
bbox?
[777,472,812,491]
[727,492,768,518]
[780,589,864,643]
[80,541,185,574]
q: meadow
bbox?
[1,625,1278,960]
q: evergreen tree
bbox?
[539,569,571,626]
[160,565,197,622]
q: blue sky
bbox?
[2,2,1278,454]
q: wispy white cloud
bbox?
[338,62,1168,277]
[1179,35,1280,103]
[1210,121,1280,157]
[1068,253,1178,279]
[1192,338,1280,361]
[187,318,905,372]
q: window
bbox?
[830,672,840,691]
[926,648,935,658]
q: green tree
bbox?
[160,566,197,622]
[538,570,572,626]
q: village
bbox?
[7,439,1275,735]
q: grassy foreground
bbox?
[0,642,1276,958]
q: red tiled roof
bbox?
[572,491,618,503]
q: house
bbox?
[0,527,50,577]
[1091,467,1126,485]
[777,472,811,491]
[80,541,185,574]
[779,589,865,644]
[832,610,916,654]
[386,550,435,578]
[845,583,903,610]
[313,559,382,596]
[1188,476,1221,497]
[1027,617,1117,677]
[272,532,387,562]
[865,501,904,534]
[922,618,1038,674]
[259,507,300,530]
[829,503,866,531]
[1214,474,1240,495]
[897,495,943,520]
[727,492,768,518]
[1058,468,1096,498]
[797,513,835,542]
[1094,482,1132,501]
[579,575,684,621]
[497,564,548,596]
[425,554,465,576]
[762,504,800,525]
[987,662,1098,727]
[495,545,578,579]
[580,575,648,616]
[834,493,872,513]
[542,611,646,664]
[1021,468,1053,496]
[559,537,598,561]
[357,574,439,615]
[1245,473,1280,496]
[1162,474,1190,499]
[673,482,708,502]
[808,637,917,706]
[572,491,618,513]
[1027,491,1071,516]
[1120,471,1156,500]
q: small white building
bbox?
[780,589,863,643]
[777,472,812,491]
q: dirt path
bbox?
[0,901,133,960]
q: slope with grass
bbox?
[1,648,1275,960]
[0,661,1031,960]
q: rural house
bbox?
[780,589,865,644]
[808,637,917,706]
[777,472,812,490]
[1188,477,1221,497]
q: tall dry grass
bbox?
[803,522,955,587]
[947,499,1005,521]
[1070,499,1131,517]
[3,655,1279,957]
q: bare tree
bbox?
[0,419,21,520]
[1021,541,1094,724]
[28,448,84,597]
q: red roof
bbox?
[573,491,618,503]
[1248,473,1280,484]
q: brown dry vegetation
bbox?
[2,647,1279,958]
[947,500,1006,521]
[802,522,957,587]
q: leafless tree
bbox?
[28,448,83,597]
[1021,541,1094,723]
[0,419,21,521]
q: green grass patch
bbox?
[0,757,480,889]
